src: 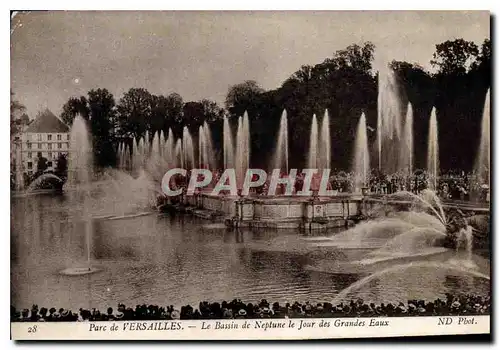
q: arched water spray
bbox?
[319,109,331,170]
[474,89,490,187]
[427,107,439,190]
[353,112,370,191]
[307,114,319,169]
[272,109,289,173]
[332,261,490,304]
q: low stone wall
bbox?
[181,193,489,230]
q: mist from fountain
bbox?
[271,109,289,173]
[474,89,490,187]
[235,111,250,188]
[352,112,370,191]
[427,107,439,190]
[307,114,319,169]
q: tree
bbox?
[60,96,90,126]
[11,91,26,137]
[200,99,225,123]
[225,80,265,116]
[431,39,480,75]
[88,88,117,167]
[117,88,153,139]
[164,93,184,136]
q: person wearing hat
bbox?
[235,309,247,319]
[115,311,124,320]
[170,309,180,320]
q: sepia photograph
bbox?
[9,10,491,340]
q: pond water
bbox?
[11,192,490,310]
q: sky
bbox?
[10,10,490,118]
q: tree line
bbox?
[51,38,490,172]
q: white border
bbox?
[3,2,497,349]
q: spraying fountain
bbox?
[307,114,319,169]
[223,115,234,170]
[61,115,101,275]
[235,111,250,189]
[352,112,370,192]
[474,89,490,188]
[319,109,331,171]
[401,102,414,176]
[377,65,408,174]
[427,107,439,190]
[271,109,289,173]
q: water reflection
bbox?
[11,194,490,310]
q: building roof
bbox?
[25,109,69,133]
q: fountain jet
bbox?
[272,109,289,173]
[352,112,370,192]
[427,107,439,190]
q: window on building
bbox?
[58,143,62,149]
[48,134,52,141]
[47,161,53,167]
[27,143,32,149]
[27,162,32,169]
[48,152,52,159]
[57,134,62,141]
[48,144,52,150]
[66,142,69,148]
[37,134,42,141]
[67,134,70,141]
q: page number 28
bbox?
[27,325,37,333]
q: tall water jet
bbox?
[272,109,289,173]
[165,128,174,169]
[174,138,183,168]
[235,111,250,189]
[223,115,234,170]
[401,102,414,176]
[199,123,216,170]
[319,109,331,170]
[307,114,319,169]
[203,121,216,170]
[131,137,140,173]
[427,107,439,190]
[182,127,195,170]
[474,89,490,187]
[352,112,370,191]
[62,115,99,275]
[377,65,403,173]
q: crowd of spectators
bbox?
[12,293,490,322]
